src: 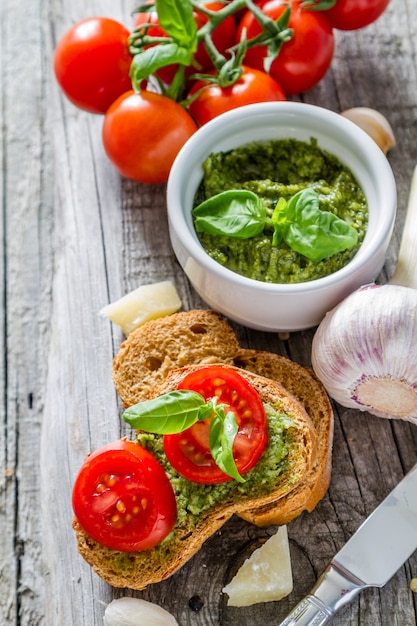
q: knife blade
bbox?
[278,462,417,626]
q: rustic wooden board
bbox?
[1,0,417,624]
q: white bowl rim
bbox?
[167,101,397,295]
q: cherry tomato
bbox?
[133,2,236,84]
[324,0,390,31]
[237,0,334,95]
[188,65,286,125]
[163,366,268,484]
[72,440,177,552]
[53,17,132,114]
[102,90,197,184]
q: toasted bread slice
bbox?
[111,311,334,525]
[112,310,239,407]
[73,365,317,590]
[231,350,334,526]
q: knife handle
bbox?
[278,563,364,626]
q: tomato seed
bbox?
[116,499,126,514]
[107,474,117,487]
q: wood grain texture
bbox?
[1,0,417,623]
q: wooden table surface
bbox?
[2,0,417,624]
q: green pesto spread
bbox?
[193,138,368,284]
[135,403,296,555]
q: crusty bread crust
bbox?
[74,365,317,590]
[112,310,239,407]
[231,350,334,526]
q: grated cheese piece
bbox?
[100,281,182,335]
[222,525,293,606]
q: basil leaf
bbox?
[271,197,287,246]
[209,407,244,483]
[130,43,194,86]
[123,390,206,433]
[155,0,198,50]
[192,190,267,239]
[283,188,358,262]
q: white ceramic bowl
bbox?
[166,102,397,332]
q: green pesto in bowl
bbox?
[193,138,368,284]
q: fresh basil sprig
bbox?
[209,405,243,483]
[130,0,198,89]
[123,390,245,483]
[193,189,266,239]
[272,188,358,262]
[192,187,358,262]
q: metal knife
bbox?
[278,462,417,626]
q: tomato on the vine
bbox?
[237,0,334,95]
[53,17,132,114]
[72,440,177,552]
[323,0,390,31]
[133,2,236,84]
[102,90,197,184]
[163,366,268,484]
[188,65,286,125]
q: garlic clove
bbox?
[103,597,178,626]
[341,107,396,154]
[311,283,417,424]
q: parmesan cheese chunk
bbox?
[100,281,182,335]
[222,526,293,606]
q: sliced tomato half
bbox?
[72,440,177,552]
[163,366,268,484]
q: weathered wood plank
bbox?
[1,0,55,624]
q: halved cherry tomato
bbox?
[53,17,132,114]
[188,65,286,125]
[163,366,268,484]
[102,90,197,184]
[324,0,390,31]
[72,440,177,552]
[133,2,236,84]
[237,0,334,95]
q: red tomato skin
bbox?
[53,17,132,114]
[102,90,197,184]
[324,0,390,30]
[133,2,236,83]
[188,65,286,125]
[163,366,268,484]
[72,440,177,552]
[237,1,334,95]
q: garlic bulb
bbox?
[341,107,396,154]
[103,597,178,626]
[311,283,417,424]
